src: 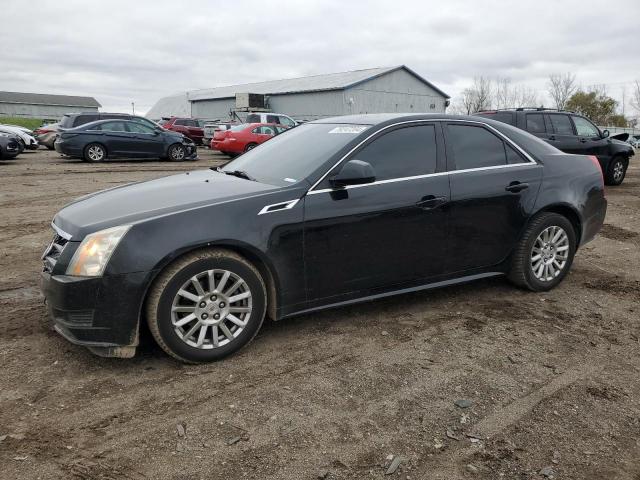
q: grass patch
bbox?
[0,117,45,130]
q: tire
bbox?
[146,248,267,363]
[508,212,576,292]
[83,143,107,162]
[605,157,626,186]
[167,143,187,162]
[244,143,257,153]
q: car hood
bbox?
[54,170,279,239]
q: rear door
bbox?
[444,121,542,273]
[545,113,582,154]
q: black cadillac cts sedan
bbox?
[41,114,607,363]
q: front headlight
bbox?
[66,225,131,277]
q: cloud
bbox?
[2,0,639,114]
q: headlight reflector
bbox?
[66,225,131,277]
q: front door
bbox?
[125,122,165,157]
[545,113,582,154]
[99,121,137,156]
[444,122,542,273]
[571,115,610,161]
[303,122,450,303]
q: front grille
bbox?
[42,231,69,273]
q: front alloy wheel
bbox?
[146,249,267,363]
[606,158,626,186]
[168,144,187,161]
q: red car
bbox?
[210,123,288,155]
[160,117,206,144]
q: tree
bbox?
[459,76,493,114]
[495,78,539,109]
[631,80,640,114]
[547,73,577,110]
[565,89,622,125]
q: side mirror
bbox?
[602,129,610,138]
[329,159,376,188]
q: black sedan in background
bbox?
[0,134,21,160]
[41,114,607,363]
[54,119,197,162]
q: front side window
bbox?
[352,124,437,181]
[246,114,261,123]
[126,122,155,134]
[548,114,574,135]
[447,124,507,169]
[266,115,280,124]
[174,119,187,126]
[525,114,546,134]
[279,116,296,127]
[100,121,128,132]
[572,116,600,138]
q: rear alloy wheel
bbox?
[168,144,187,162]
[84,143,106,162]
[605,157,626,186]
[244,143,257,153]
[146,249,267,363]
[508,213,576,291]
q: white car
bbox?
[0,125,38,150]
[244,112,297,127]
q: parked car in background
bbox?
[210,123,288,155]
[629,135,640,149]
[55,119,197,162]
[0,131,24,154]
[40,113,607,362]
[473,108,634,185]
[60,112,160,131]
[203,122,237,145]
[34,123,60,150]
[244,112,297,127]
[0,135,20,160]
[0,124,38,150]
[160,117,206,144]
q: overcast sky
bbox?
[2,0,640,115]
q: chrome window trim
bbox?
[51,222,72,240]
[306,119,537,195]
[258,199,300,215]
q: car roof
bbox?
[311,113,524,126]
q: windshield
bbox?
[221,123,370,187]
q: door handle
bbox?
[416,195,447,210]
[548,135,556,141]
[505,182,529,193]
[579,138,587,143]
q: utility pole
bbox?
[132,102,135,115]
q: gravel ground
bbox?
[0,148,639,480]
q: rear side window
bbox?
[447,124,507,169]
[354,124,437,181]
[74,114,99,127]
[266,115,280,124]
[100,121,127,132]
[548,114,574,135]
[525,114,546,134]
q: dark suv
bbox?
[60,112,160,131]
[474,108,634,185]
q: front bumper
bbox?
[40,270,153,357]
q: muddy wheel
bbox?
[508,212,576,292]
[146,249,267,363]
[84,143,107,162]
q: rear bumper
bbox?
[40,270,152,356]
[581,198,607,246]
[54,139,82,157]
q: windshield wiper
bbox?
[217,168,255,181]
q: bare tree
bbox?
[631,80,640,113]
[471,76,493,112]
[547,73,577,110]
[495,77,539,109]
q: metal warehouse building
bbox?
[146,65,449,121]
[0,91,101,120]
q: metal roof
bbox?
[187,65,449,101]
[0,91,101,108]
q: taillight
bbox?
[36,128,52,134]
[588,155,604,187]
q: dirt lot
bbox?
[1,148,639,480]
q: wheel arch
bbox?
[531,203,582,247]
[140,240,280,326]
